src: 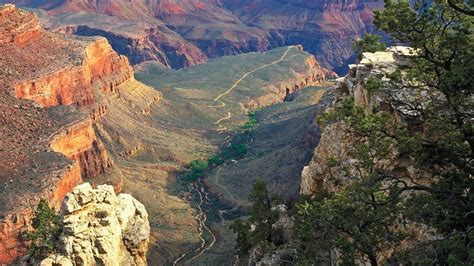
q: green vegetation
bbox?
[230,181,281,254]
[23,199,62,262]
[293,1,474,265]
[240,112,257,130]
[181,159,209,182]
[352,33,387,60]
[365,77,383,94]
[181,111,258,182]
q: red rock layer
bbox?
[0,5,138,263]
[50,119,112,179]
[0,4,40,45]
[0,161,83,264]
[14,37,133,107]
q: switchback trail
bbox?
[210,46,294,131]
[174,47,293,265]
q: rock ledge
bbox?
[42,183,150,266]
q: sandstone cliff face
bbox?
[300,47,417,195]
[41,183,150,266]
[0,161,83,264]
[50,119,112,179]
[0,5,142,263]
[0,4,40,45]
[14,36,133,107]
[58,25,172,67]
[220,0,383,73]
[2,0,383,73]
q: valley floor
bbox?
[96,47,333,264]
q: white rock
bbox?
[45,183,150,266]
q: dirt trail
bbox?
[211,46,294,131]
[173,183,216,265]
[213,166,249,207]
[174,47,293,264]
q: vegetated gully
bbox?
[172,46,316,264]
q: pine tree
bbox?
[24,199,62,262]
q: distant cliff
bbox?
[1,0,383,73]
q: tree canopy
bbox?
[294,0,474,264]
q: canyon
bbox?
[0,5,149,263]
[0,4,335,264]
[0,0,383,73]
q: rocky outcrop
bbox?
[58,25,172,67]
[0,5,147,264]
[0,161,83,264]
[51,19,208,69]
[41,183,150,266]
[0,4,40,45]
[245,47,336,109]
[300,46,417,194]
[51,119,112,179]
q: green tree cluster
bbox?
[23,199,62,262]
[352,33,387,60]
[294,1,474,265]
[230,181,281,255]
[182,159,209,181]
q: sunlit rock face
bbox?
[41,183,150,266]
[1,0,383,73]
[0,5,146,263]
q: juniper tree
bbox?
[294,1,474,264]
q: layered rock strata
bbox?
[0,5,145,263]
[1,0,384,72]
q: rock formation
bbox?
[0,5,155,263]
[244,46,336,109]
[301,46,418,195]
[1,0,383,73]
[40,183,150,266]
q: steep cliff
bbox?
[301,47,417,194]
[219,0,383,73]
[1,0,383,72]
[12,34,133,107]
[0,5,143,263]
[41,183,150,266]
[55,23,208,69]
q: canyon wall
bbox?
[245,46,336,109]
[50,119,112,180]
[0,161,83,264]
[0,5,148,263]
[14,36,133,107]
[301,47,417,195]
[1,0,383,73]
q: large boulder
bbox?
[42,183,150,266]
